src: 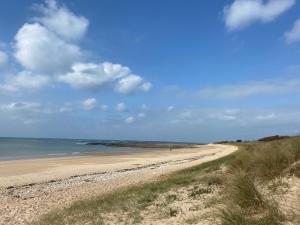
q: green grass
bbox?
[226,170,265,209]
[33,137,300,225]
[220,137,300,225]
[33,153,235,225]
[229,137,300,181]
[219,207,281,225]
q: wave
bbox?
[76,142,88,145]
[47,153,68,156]
[71,152,80,155]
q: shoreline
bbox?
[0,144,208,187]
[0,146,168,162]
[0,142,203,162]
[0,144,237,225]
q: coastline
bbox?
[0,144,205,187]
[0,144,237,225]
[0,137,201,162]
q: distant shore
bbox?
[0,137,201,161]
[83,140,202,148]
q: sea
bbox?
[0,137,144,160]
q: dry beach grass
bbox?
[34,137,300,225]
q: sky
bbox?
[1,0,300,143]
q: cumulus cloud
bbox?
[59,62,151,94]
[13,0,87,74]
[0,51,8,67]
[33,0,89,41]
[140,82,152,92]
[0,71,50,93]
[224,0,295,30]
[197,78,300,99]
[58,62,130,90]
[3,0,152,95]
[116,103,127,112]
[115,74,151,94]
[14,23,82,74]
[100,104,108,112]
[125,116,135,124]
[82,98,97,110]
[285,19,300,43]
[138,113,146,118]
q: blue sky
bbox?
[1,0,300,142]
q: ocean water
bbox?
[0,137,138,160]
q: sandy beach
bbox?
[0,144,237,225]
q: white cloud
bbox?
[141,104,149,111]
[224,0,295,30]
[33,0,89,41]
[125,116,135,124]
[138,113,146,118]
[5,0,152,95]
[116,103,126,112]
[59,102,73,112]
[209,110,238,121]
[58,62,130,90]
[224,108,240,115]
[0,71,50,93]
[100,104,108,112]
[115,74,151,94]
[14,23,82,74]
[0,102,41,112]
[0,51,8,67]
[0,0,88,93]
[82,98,97,110]
[256,113,276,120]
[285,19,300,43]
[219,115,237,121]
[0,101,57,124]
[140,82,152,92]
[197,78,300,99]
[58,61,151,94]
[180,110,192,119]
[167,106,174,111]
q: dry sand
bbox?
[0,144,237,225]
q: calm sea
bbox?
[0,137,140,160]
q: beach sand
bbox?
[0,144,237,225]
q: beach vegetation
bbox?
[34,136,300,225]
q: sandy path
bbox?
[0,144,237,225]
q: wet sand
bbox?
[0,144,237,225]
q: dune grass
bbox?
[33,137,300,225]
[220,137,300,225]
[33,153,234,225]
